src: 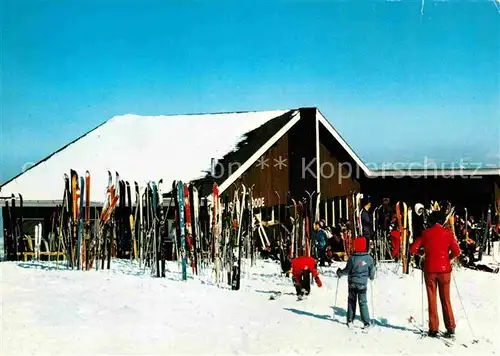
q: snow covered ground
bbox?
[1,257,499,355]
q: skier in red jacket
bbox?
[290,256,322,299]
[410,211,461,339]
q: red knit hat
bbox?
[354,237,366,253]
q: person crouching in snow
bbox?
[336,237,376,329]
[290,256,322,299]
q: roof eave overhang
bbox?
[207,110,301,200]
[368,168,500,178]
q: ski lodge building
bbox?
[1,107,499,256]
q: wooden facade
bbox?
[319,143,361,198]
[212,107,366,224]
[225,134,289,208]
[219,107,365,210]
[203,107,367,211]
[287,107,318,203]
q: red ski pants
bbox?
[424,272,456,332]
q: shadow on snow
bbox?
[17,262,71,271]
[254,289,296,296]
[16,260,188,282]
[284,306,415,333]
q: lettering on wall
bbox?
[227,197,266,210]
[252,197,265,208]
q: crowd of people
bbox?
[281,198,500,338]
[311,198,499,274]
[285,210,460,338]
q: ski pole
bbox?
[421,268,425,335]
[452,272,479,343]
[370,279,375,325]
[333,276,340,320]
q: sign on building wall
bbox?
[252,197,265,208]
[228,196,266,210]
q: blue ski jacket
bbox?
[338,252,376,287]
[316,229,327,249]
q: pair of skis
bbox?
[97,171,119,270]
[2,194,24,261]
[173,180,202,281]
[211,183,222,283]
[396,201,410,274]
[66,169,91,270]
[208,182,246,289]
[219,184,246,289]
[138,181,163,276]
[231,185,246,290]
[408,318,469,348]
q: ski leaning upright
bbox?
[231,185,246,290]
[176,181,187,281]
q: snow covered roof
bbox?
[3,107,496,206]
[0,110,291,205]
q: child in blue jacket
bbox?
[336,237,376,329]
[313,220,328,266]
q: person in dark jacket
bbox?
[290,256,322,299]
[410,211,461,339]
[360,197,373,251]
[314,221,328,266]
[336,237,376,329]
[378,198,393,232]
[327,225,345,261]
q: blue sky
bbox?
[1,0,499,184]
